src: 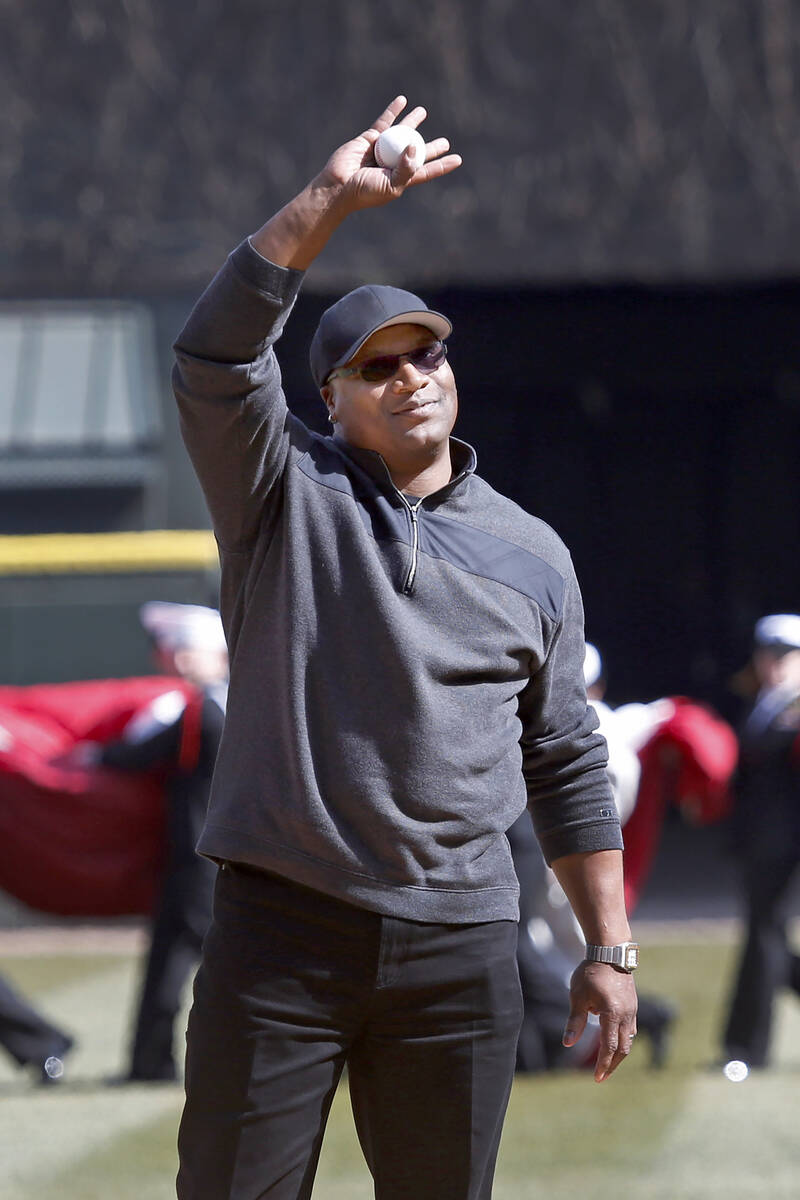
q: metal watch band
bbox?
[584,941,639,972]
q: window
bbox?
[0,302,162,487]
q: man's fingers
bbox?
[364,95,408,138]
[404,153,463,188]
[594,1035,616,1082]
[423,137,452,162]
[340,99,461,202]
[395,105,427,130]
[594,1012,637,1082]
[391,141,457,187]
[562,1009,588,1048]
[357,100,462,190]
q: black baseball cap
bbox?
[310,284,452,388]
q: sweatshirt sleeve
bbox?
[518,563,623,865]
[172,238,306,552]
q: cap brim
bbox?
[329,310,452,375]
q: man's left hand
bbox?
[562,961,638,1082]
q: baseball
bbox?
[374,126,427,170]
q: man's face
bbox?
[321,323,458,474]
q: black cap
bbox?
[310,284,452,388]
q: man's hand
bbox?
[563,961,638,1083]
[315,95,462,215]
[252,96,461,270]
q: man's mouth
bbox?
[392,397,438,416]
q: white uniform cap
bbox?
[583,642,603,689]
[753,613,800,651]
[139,602,227,653]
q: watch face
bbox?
[624,945,639,970]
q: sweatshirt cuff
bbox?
[537,816,624,867]
[223,237,305,307]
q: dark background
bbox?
[3,0,800,715]
[8,1,800,294]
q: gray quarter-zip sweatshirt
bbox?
[173,238,622,923]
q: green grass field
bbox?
[1,926,798,1199]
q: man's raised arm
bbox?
[173,98,460,552]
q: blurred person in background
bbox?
[507,811,600,1073]
[721,613,800,1071]
[582,643,641,825]
[0,971,74,1085]
[583,644,677,1067]
[96,602,228,1083]
[512,643,676,1070]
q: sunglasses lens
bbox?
[411,342,447,371]
[360,359,398,382]
[359,341,446,382]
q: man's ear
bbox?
[321,384,337,423]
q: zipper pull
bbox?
[403,498,422,594]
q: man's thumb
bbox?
[563,1009,588,1047]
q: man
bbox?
[100,602,228,1083]
[721,613,800,1070]
[173,97,637,1199]
[512,643,676,1073]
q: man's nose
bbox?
[392,358,427,390]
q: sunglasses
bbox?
[327,340,447,384]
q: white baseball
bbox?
[374,126,427,170]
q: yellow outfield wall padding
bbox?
[0,530,219,574]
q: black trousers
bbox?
[0,972,71,1068]
[723,853,800,1066]
[177,864,522,1200]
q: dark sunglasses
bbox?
[327,340,447,384]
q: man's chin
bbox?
[396,424,451,453]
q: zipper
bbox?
[400,495,423,594]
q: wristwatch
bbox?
[584,942,639,973]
